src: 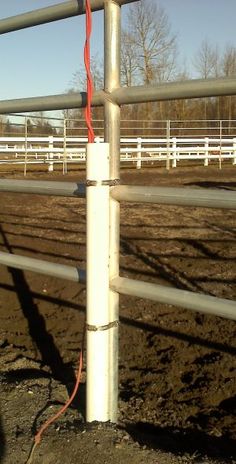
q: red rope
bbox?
[27,346,84,463]
[84,0,95,143]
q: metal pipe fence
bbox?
[0,251,85,283]
[0,0,236,424]
[110,277,236,322]
[2,78,236,114]
[3,115,236,138]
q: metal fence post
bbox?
[104,0,121,423]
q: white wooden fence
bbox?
[0,135,236,173]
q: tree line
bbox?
[0,114,57,137]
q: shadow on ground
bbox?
[125,421,236,462]
[0,415,6,462]
[185,181,236,190]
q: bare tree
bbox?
[121,30,139,86]
[222,45,236,130]
[194,39,220,120]
[121,0,177,123]
[222,45,236,76]
[0,116,6,136]
[125,0,177,85]
[194,39,219,79]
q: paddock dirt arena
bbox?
[0,162,235,464]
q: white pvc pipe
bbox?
[86,142,111,422]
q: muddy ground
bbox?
[0,161,235,464]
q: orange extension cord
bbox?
[27,2,94,462]
[26,349,83,464]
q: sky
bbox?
[0,0,236,105]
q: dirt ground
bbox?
[0,161,235,464]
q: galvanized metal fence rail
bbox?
[0,0,236,424]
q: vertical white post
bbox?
[63,118,67,175]
[48,136,54,172]
[233,138,236,165]
[172,137,177,168]
[204,137,209,166]
[86,143,111,422]
[219,119,222,170]
[166,120,170,170]
[24,117,28,177]
[136,137,142,169]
